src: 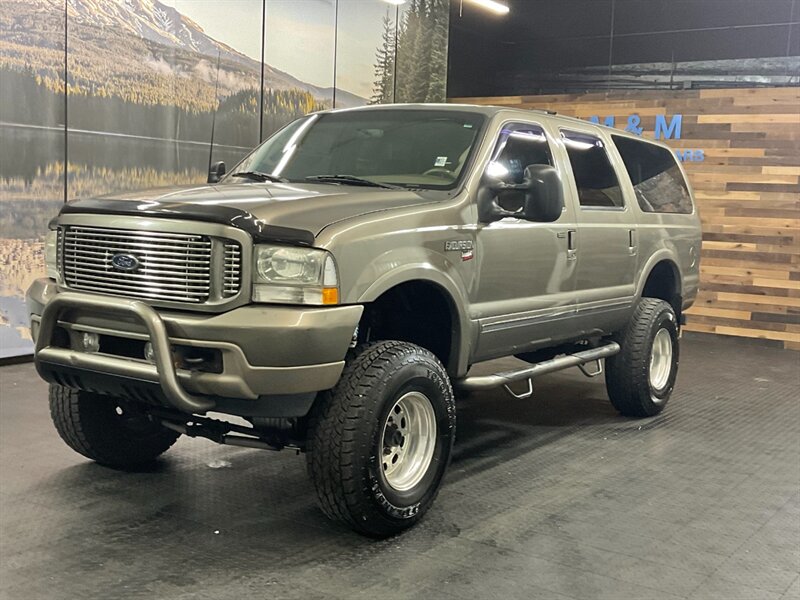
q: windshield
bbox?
[226,109,486,190]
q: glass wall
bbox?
[0,0,451,357]
[335,0,393,107]
[396,0,450,103]
[0,0,65,358]
[262,0,335,140]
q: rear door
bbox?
[558,126,638,336]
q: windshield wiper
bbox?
[230,171,287,183]
[305,175,401,189]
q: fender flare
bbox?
[636,250,683,302]
[358,264,472,376]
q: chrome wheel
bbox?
[380,391,437,492]
[649,327,673,392]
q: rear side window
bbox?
[613,135,693,214]
[561,130,624,208]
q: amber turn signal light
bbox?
[322,288,339,305]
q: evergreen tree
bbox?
[393,0,449,103]
[395,0,422,103]
[369,11,396,105]
[409,0,432,102]
[425,0,449,102]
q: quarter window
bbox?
[613,135,693,214]
[561,130,624,209]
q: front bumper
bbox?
[27,279,363,416]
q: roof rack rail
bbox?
[523,108,557,116]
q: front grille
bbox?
[223,242,241,297]
[61,225,241,304]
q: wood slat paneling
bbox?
[450,87,800,348]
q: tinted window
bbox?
[613,135,693,214]
[486,124,554,213]
[229,110,485,190]
[488,123,553,183]
[561,130,624,208]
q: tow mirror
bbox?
[479,164,564,223]
[208,161,226,184]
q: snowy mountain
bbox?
[67,0,251,68]
[61,0,365,105]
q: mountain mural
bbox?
[72,0,366,106]
[1,0,365,115]
[68,0,248,61]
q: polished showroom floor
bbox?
[1,333,798,600]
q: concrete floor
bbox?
[0,333,798,600]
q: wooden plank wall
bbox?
[450,88,800,349]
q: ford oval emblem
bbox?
[111,253,140,271]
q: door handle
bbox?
[628,229,637,255]
[567,229,577,261]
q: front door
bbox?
[558,127,638,336]
[472,121,578,361]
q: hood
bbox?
[60,182,430,243]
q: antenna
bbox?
[207,49,221,174]
[259,1,266,142]
[332,0,339,108]
[392,4,399,103]
[63,2,68,203]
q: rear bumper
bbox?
[27,279,363,415]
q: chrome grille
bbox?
[223,242,242,297]
[62,226,216,304]
[56,228,63,270]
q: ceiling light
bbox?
[383,0,407,5]
[467,0,510,14]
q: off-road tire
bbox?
[49,384,180,469]
[605,298,680,418]
[306,341,456,538]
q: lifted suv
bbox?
[28,105,700,537]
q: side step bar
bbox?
[454,342,621,393]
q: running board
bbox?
[454,342,621,394]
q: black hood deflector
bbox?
[59,198,315,246]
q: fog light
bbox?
[81,332,100,353]
[144,342,155,363]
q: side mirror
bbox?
[208,161,226,184]
[478,164,565,223]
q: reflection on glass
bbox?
[561,130,624,208]
[490,125,553,183]
[0,1,65,357]
[230,109,485,190]
[613,135,693,214]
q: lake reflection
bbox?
[0,124,256,355]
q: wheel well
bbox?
[359,281,458,374]
[642,261,682,317]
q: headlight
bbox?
[44,229,59,280]
[252,245,339,305]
